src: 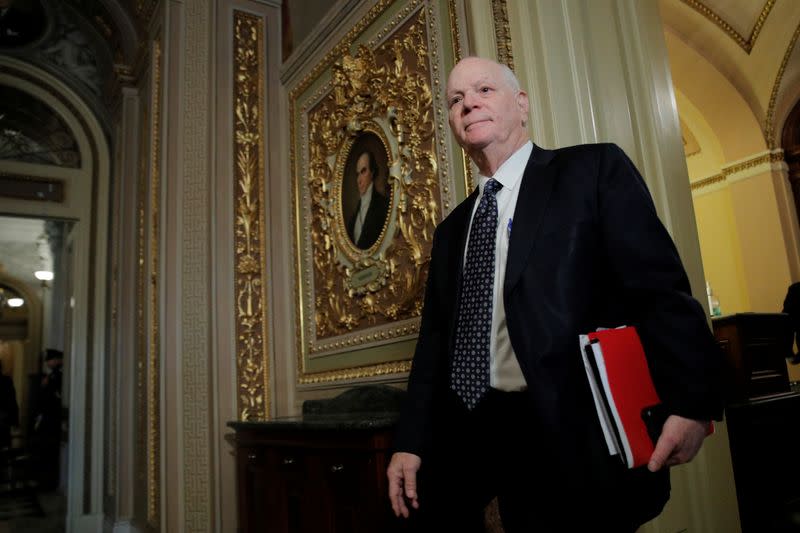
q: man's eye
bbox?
[449,96,462,107]
[480,86,491,93]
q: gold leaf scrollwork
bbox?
[233,11,270,420]
[305,10,441,344]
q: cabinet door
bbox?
[272,447,322,532]
[318,451,380,533]
[237,446,270,533]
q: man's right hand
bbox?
[387,452,422,518]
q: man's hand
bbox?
[647,415,711,472]
[387,452,422,518]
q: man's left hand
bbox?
[647,415,710,472]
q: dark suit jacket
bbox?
[347,188,389,249]
[395,143,725,515]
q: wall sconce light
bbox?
[0,286,25,313]
[34,270,54,281]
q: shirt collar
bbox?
[477,141,533,194]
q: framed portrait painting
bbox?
[289,0,470,383]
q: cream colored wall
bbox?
[668,19,799,316]
[692,187,749,314]
[665,31,766,160]
[729,171,793,311]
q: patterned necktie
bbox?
[450,178,502,410]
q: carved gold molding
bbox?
[135,90,148,502]
[135,0,159,25]
[690,173,725,191]
[147,37,162,528]
[305,19,437,340]
[448,0,462,62]
[765,22,800,149]
[492,0,514,70]
[726,150,784,175]
[299,360,412,385]
[290,0,458,384]
[679,0,775,54]
[447,0,472,201]
[691,150,785,190]
[233,11,271,420]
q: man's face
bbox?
[445,58,529,155]
[356,152,374,196]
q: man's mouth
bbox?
[465,119,489,131]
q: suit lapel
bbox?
[504,144,557,297]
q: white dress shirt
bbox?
[464,141,532,391]
[354,183,374,243]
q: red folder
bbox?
[583,327,661,468]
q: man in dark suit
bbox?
[347,150,389,249]
[386,57,724,531]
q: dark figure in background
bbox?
[0,361,18,449]
[782,282,800,364]
[34,349,63,490]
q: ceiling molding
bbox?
[679,0,775,54]
[766,22,800,149]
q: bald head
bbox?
[445,57,530,175]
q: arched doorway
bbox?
[0,55,110,532]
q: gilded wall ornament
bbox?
[147,37,162,528]
[290,0,465,382]
[233,12,270,420]
[304,13,439,346]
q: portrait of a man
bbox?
[344,146,390,249]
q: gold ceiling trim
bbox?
[691,173,725,191]
[765,22,800,149]
[147,37,162,529]
[725,150,784,175]
[233,11,271,421]
[679,0,775,54]
[690,150,785,190]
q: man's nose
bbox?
[462,91,477,111]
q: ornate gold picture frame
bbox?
[290,0,468,383]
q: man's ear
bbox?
[517,90,530,124]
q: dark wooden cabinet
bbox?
[712,313,792,400]
[230,418,404,533]
[726,392,800,532]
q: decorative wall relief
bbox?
[291,0,465,383]
[233,11,271,421]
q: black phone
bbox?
[641,403,669,445]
